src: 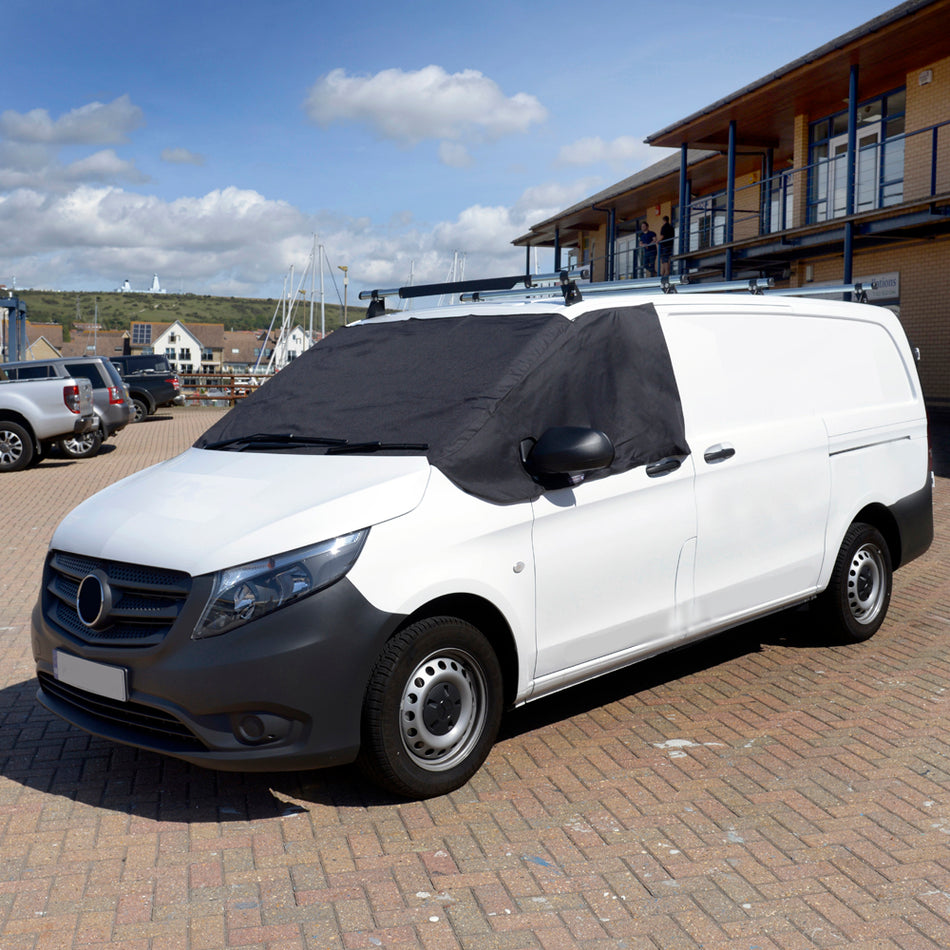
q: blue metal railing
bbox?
[676,118,950,257]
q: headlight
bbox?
[193,529,368,639]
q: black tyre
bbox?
[0,422,34,472]
[818,522,892,642]
[58,427,103,459]
[131,398,149,423]
[358,616,503,798]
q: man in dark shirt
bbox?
[637,221,657,278]
[659,215,675,276]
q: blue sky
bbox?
[2,0,899,301]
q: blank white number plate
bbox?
[53,650,129,702]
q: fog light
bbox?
[233,713,292,745]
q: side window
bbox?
[64,363,104,389]
[11,365,51,379]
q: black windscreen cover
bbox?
[195,304,689,503]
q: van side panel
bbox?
[660,308,832,630]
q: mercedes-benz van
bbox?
[31,288,932,797]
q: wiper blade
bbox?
[326,441,429,455]
[204,433,348,451]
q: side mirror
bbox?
[523,426,615,478]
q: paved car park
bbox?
[1,406,949,949]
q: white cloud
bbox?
[161,147,206,166]
[0,95,143,145]
[304,66,547,146]
[558,135,671,171]
[0,169,607,297]
[63,150,148,184]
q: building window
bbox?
[807,87,905,223]
[688,192,727,251]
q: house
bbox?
[515,0,950,407]
[128,320,225,374]
[60,327,129,360]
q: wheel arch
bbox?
[399,594,519,709]
[129,388,156,413]
[0,410,37,443]
[852,502,902,569]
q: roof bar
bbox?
[461,274,686,304]
[359,270,589,317]
[763,281,876,302]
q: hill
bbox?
[13,290,354,340]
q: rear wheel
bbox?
[131,398,149,423]
[58,427,103,459]
[358,616,503,798]
[0,422,34,471]
[818,522,892,642]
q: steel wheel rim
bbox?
[0,429,24,466]
[847,542,887,625]
[399,648,488,772]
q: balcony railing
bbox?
[605,119,950,278]
[681,119,950,254]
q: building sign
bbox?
[856,272,899,302]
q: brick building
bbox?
[515,0,950,407]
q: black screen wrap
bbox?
[195,304,690,503]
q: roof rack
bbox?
[358,273,878,315]
[358,270,590,317]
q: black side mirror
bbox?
[522,426,615,480]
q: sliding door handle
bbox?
[703,443,736,464]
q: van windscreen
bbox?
[194,305,689,503]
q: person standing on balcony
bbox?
[637,220,657,278]
[659,216,675,276]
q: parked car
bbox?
[109,355,183,422]
[31,284,932,798]
[1,357,132,458]
[0,368,96,471]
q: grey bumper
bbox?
[32,575,405,772]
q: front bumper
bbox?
[32,569,404,771]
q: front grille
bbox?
[46,551,192,647]
[38,672,207,752]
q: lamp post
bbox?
[338,265,348,324]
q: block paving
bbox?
[0,406,949,948]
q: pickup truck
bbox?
[0,370,96,471]
[109,357,183,422]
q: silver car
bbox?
[0,357,132,458]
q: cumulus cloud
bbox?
[0,95,143,145]
[161,147,205,166]
[304,66,547,146]
[558,135,671,171]
[63,150,149,184]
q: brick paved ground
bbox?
[1,406,949,949]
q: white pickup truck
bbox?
[0,370,96,471]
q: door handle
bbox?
[646,457,683,478]
[703,443,736,464]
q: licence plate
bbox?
[53,650,129,702]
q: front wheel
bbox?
[58,427,103,459]
[817,522,892,642]
[358,617,503,798]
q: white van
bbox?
[31,283,933,797]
